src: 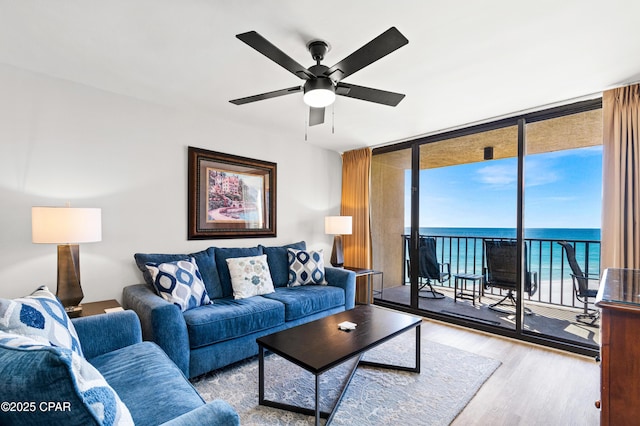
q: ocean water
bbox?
[417,227,600,241]
[405,227,601,279]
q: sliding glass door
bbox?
[371,148,411,308]
[371,99,602,356]
[522,109,602,348]
[416,127,519,330]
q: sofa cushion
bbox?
[182,296,284,348]
[145,257,211,311]
[226,255,275,299]
[259,241,306,287]
[134,247,223,298]
[0,286,83,357]
[0,332,133,426]
[262,286,345,321]
[89,342,203,426]
[214,246,263,298]
[287,248,328,286]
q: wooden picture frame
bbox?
[188,146,276,239]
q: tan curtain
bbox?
[602,84,640,270]
[341,148,372,290]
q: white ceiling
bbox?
[1,1,639,153]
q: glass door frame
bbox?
[374,98,602,358]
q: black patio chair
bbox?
[558,241,600,326]
[407,237,450,299]
[484,240,538,314]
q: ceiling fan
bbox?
[229,27,409,126]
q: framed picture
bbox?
[188,146,276,239]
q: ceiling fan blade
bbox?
[324,27,409,82]
[229,86,302,105]
[309,107,325,126]
[336,83,405,106]
[236,31,316,80]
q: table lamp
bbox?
[325,216,352,267]
[32,206,102,317]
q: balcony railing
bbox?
[402,234,601,310]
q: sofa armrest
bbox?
[325,267,356,310]
[160,400,240,426]
[122,284,190,376]
[72,310,142,359]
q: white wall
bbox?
[0,64,343,302]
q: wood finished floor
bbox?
[422,318,600,425]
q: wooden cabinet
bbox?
[595,268,640,426]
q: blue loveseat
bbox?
[123,242,356,378]
[0,309,239,425]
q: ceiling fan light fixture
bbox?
[303,89,335,108]
[303,78,335,108]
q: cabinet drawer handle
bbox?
[595,400,601,409]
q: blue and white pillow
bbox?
[145,257,211,312]
[0,286,83,356]
[0,332,134,425]
[0,331,49,350]
[287,248,327,286]
[226,255,275,300]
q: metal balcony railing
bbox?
[402,234,601,310]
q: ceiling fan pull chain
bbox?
[305,114,308,141]
[332,103,335,134]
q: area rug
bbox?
[192,327,500,425]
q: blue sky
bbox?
[406,146,603,229]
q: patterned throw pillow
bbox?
[287,248,327,286]
[0,331,49,349]
[259,241,307,287]
[145,257,211,312]
[226,255,275,300]
[0,332,134,425]
[0,286,84,357]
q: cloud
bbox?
[524,158,560,187]
[526,170,559,187]
[476,165,516,187]
[523,146,601,186]
[476,160,562,188]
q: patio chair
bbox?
[483,240,538,314]
[558,241,600,326]
[407,236,450,299]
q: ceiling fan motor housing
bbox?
[304,76,334,94]
[303,75,335,107]
[304,63,335,107]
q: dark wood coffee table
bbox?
[257,305,422,425]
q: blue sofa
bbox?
[123,242,356,379]
[0,309,239,426]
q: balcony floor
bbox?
[375,284,600,348]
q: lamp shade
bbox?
[32,207,102,244]
[325,216,352,235]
